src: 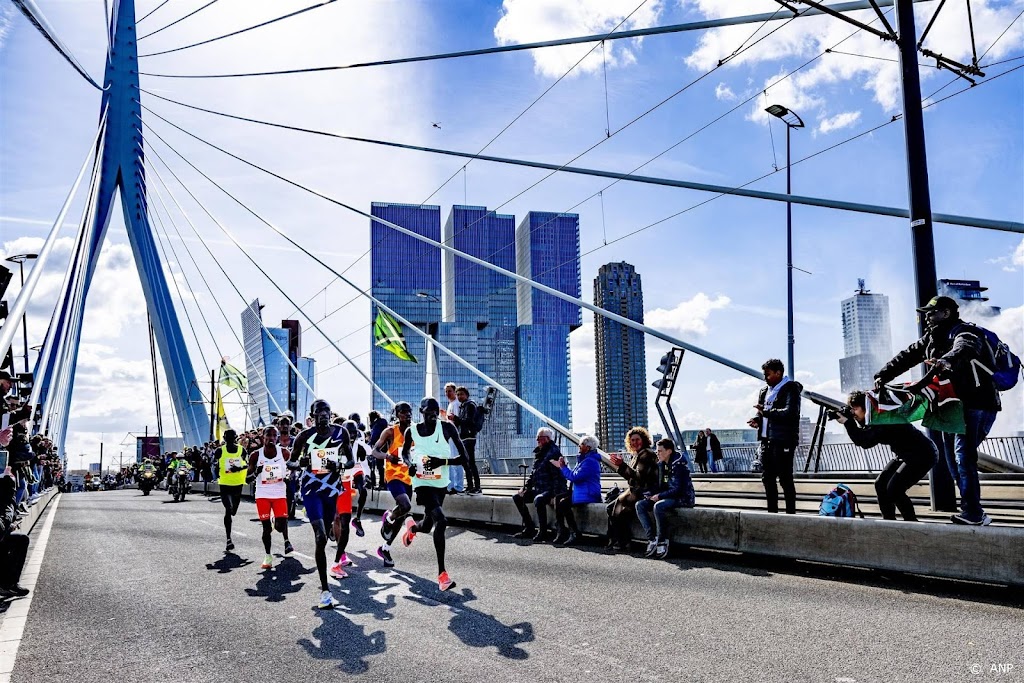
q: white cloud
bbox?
[0,4,15,53]
[569,321,595,370]
[817,110,861,134]
[987,238,1024,272]
[714,82,736,101]
[981,305,1024,437]
[494,0,664,78]
[645,293,731,336]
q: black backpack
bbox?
[467,401,487,435]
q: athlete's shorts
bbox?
[255,497,287,521]
[219,484,243,513]
[352,470,365,491]
[302,489,338,525]
[335,479,354,515]
[387,479,413,499]
[414,486,447,512]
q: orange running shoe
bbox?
[401,517,417,547]
[438,571,456,592]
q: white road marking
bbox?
[0,495,62,683]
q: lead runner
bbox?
[400,397,468,591]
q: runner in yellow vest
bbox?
[216,430,248,552]
[400,397,467,591]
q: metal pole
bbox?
[209,369,215,442]
[894,0,954,511]
[786,124,795,379]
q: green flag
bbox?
[374,310,418,363]
[219,360,248,392]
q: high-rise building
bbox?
[242,300,317,425]
[369,202,441,415]
[938,279,1001,317]
[594,262,647,452]
[839,279,892,393]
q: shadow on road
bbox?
[244,557,315,602]
[297,611,386,674]
[392,570,534,660]
[205,552,254,574]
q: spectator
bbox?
[748,358,803,514]
[607,426,659,551]
[874,296,1001,526]
[636,438,695,559]
[511,427,566,541]
[705,428,723,472]
[836,391,936,521]
[0,466,30,598]
[450,387,482,495]
[552,434,603,546]
[367,410,388,490]
[691,430,709,474]
[443,383,466,495]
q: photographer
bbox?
[833,392,937,522]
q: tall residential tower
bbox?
[839,279,892,393]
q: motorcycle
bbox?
[169,467,191,502]
[138,470,157,496]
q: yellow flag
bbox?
[215,385,230,440]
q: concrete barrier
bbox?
[192,482,1024,586]
[17,487,59,535]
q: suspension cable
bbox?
[137,0,171,24]
[137,0,221,41]
[11,0,105,90]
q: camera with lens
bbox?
[826,406,853,422]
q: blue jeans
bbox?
[942,409,997,521]
[635,497,684,542]
[448,464,465,493]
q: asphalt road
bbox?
[7,489,1023,683]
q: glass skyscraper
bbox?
[369,202,441,415]
[839,280,892,393]
[241,300,317,425]
[594,262,647,452]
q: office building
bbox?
[839,279,892,393]
[594,262,648,452]
[242,300,317,425]
[938,279,1001,316]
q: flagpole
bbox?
[209,369,215,442]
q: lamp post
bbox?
[6,253,38,372]
[764,105,804,378]
[415,291,442,398]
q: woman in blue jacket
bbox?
[551,435,603,546]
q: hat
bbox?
[0,370,12,382]
[916,296,959,313]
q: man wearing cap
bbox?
[874,296,1001,526]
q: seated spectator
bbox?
[836,391,937,522]
[607,426,659,552]
[636,438,695,559]
[0,466,30,598]
[511,428,567,542]
[552,435,603,546]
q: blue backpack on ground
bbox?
[952,322,1022,391]
[819,483,864,518]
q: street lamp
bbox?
[6,254,38,373]
[764,105,804,379]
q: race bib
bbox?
[416,454,444,480]
[225,457,245,472]
[260,464,283,484]
[311,446,339,474]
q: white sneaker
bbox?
[260,554,273,569]
[644,540,658,558]
[317,590,338,610]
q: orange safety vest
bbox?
[384,425,411,485]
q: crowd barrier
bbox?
[16,487,59,535]
[191,481,1024,587]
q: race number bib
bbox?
[416,454,444,481]
[311,446,339,474]
[225,457,245,472]
[260,464,283,484]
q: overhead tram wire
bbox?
[284,0,652,319]
[136,60,1024,382]
[143,152,312,411]
[145,171,288,415]
[137,0,909,79]
[141,130,395,407]
[139,0,338,58]
[137,0,221,41]
[187,3,807,326]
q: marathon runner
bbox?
[344,420,370,538]
[371,402,414,568]
[401,397,467,591]
[289,399,352,609]
[247,425,294,569]
[215,430,247,553]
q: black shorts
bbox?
[220,484,243,510]
[414,487,447,512]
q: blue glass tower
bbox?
[241,300,317,425]
[594,262,647,452]
[369,202,441,415]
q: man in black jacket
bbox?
[449,387,482,495]
[511,428,566,541]
[748,358,803,514]
[0,466,30,598]
[874,296,1000,526]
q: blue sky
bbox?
[1,0,1021,460]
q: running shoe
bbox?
[352,517,365,537]
[438,571,456,592]
[317,590,339,610]
[377,545,394,568]
[329,562,348,580]
[225,538,235,552]
[340,552,354,567]
[283,540,295,556]
[401,517,417,547]
[261,554,273,569]
[951,513,993,526]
